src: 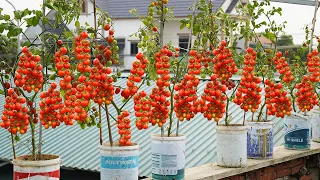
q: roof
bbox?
[96,0,226,19]
[226,0,239,13]
[0,77,284,177]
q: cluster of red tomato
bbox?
[234,48,262,113]
[39,83,64,129]
[104,23,115,44]
[307,50,320,82]
[212,41,238,84]
[89,58,114,105]
[121,53,148,99]
[295,76,319,112]
[55,47,72,89]
[265,79,292,118]
[134,91,152,129]
[273,52,294,83]
[201,76,227,122]
[174,50,200,121]
[117,111,132,146]
[148,46,172,127]
[0,88,29,134]
[75,32,92,73]
[14,47,43,93]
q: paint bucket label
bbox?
[311,111,320,142]
[14,170,60,180]
[100,155,139,180]
[284,117,311,150]
[247,125,273,159]
[151,138,185,180]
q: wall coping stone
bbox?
[184,142,320,180]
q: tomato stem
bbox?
[99,105,103,145]
[10,133,16,159]
[167,84,175,137]
[105,104,113,146]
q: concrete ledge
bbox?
[184,142,320,180]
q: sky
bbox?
[0,0,320,44]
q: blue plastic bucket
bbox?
[284,114,311,150]
[246,121,273,159]
[100,143,139,180]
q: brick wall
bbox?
[222,154,320,180]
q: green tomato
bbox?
[107,18,111,23]
[106,61,112,67]
[156,10,161,15]
[80,123,86,130]
[117,72,121,76]
[97,123,102,128]
[85,117,91,124]
[164,7,169,14]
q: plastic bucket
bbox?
[246,121,273,159]
[100,142,139,180]
[216,125,247,167]
[284,114,311,150]
[13,154,60,180]
[151,134,186,180]
[311,109,320,142]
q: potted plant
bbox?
[235,0,288,159]
[0,0,81,179]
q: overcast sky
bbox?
[0,0,319,44]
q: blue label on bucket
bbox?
[284,129,310,149]
[101,156,139,169]
[247,128,273,159]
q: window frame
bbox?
[130,41,139,56]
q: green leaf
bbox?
[0,89,4,95]
[44,3,55,10]
[75,20,80,28]
[3,14,10,21]
[85,22,90,26]
[22,41,32,47]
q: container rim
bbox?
[151,134,186,141]
[12,154,60,167]
[100,142,139,151]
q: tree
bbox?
[277,35,294,46]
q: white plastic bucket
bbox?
[216,125,247,167]
[13,154,60,180]
[100,142,139,180]
[151,134,186,180]
[311,109,320,142]
[246,121,273,159]
[284,113,311,150]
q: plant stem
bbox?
[105,104,113,146]
[159,0,165,137]
[309,0,320,53]
[167,85,175,137]
[10,133,16,159]
[93,0,97,48]
[111,100,121,115]
[29,117,37,160]
[224,92,230,126]
[176,119,180,136]
[257,102,266,122]
[99,105,102,145]
[243,112,246,125]
[38,0,46,159]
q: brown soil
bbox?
[17,154,59,161]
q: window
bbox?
[179,36,190,53]
[130,42,139,55]
[81,0,87,13]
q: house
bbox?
[22,0,249,70]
